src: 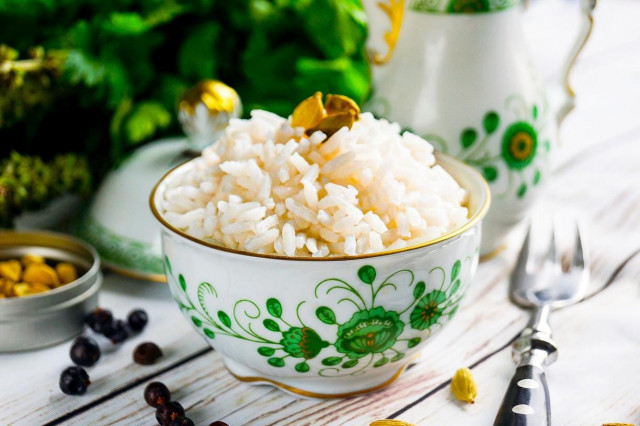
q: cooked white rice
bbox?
[158,111,468,257]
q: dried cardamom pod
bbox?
[291,92,361,139]
[291,92,324,130]
[13,283,32,297]
[56,262,78,285]
[21,254,45,267]
[325,94,360,120]
[307,110,356,138]
[0,259,22,282]
[370,420,414,426]
[0,278,15,296]
[451,367,477,404]
[23,263,60,287]
[28,283,50,294]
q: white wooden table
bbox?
[2,1,640,424]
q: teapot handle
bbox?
[367,0,405,66]
[553,0,597,126]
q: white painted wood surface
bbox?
[2,1,640,425]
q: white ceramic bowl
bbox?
[150,153,490,398]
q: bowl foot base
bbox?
[221,354,420,399]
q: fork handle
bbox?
[494,363,550,426]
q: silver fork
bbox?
[494,222,589,426]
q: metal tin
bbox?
[0,230,102,352]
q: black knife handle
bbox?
[494,364,550,426]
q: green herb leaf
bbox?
[63,50,106,87]
[294,0,367,59]
[178,22,219,80]
[102,13,150,36]
[124,101,171,144]
[295,56,369,106]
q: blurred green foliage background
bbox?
[0,0,371,225]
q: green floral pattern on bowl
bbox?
[165,255,471,377]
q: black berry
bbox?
[85,308,113,333]
[103,319,129,344]
[134,342,163,365]
[59,366,90,395]
[208,422,229,426]
[127,308,148,332]
[156,401,185,426]
[168,417,194,426]
[144,381,171,408]
[70,336,101,367]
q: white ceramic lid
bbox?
[75,138,189,282]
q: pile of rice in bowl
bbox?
[158,106,468,257]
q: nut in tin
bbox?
[0,231,102,352]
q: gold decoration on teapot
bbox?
[370,0,405,65]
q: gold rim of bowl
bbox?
[149,152,491,262]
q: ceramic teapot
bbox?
[364,0,596,255]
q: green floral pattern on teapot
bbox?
[426,94,551,199]
[165,256,471,376]
[410,0,520,14]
